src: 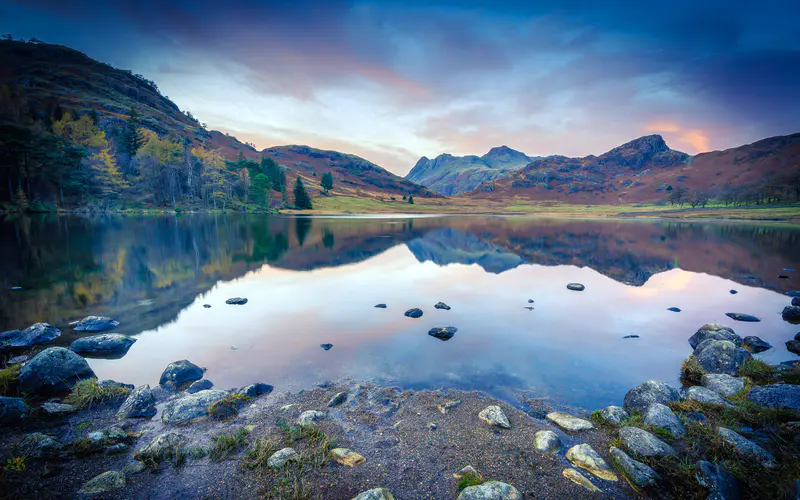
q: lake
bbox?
[1,214,798,411]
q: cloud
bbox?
[646,122,711,153]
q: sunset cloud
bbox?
[645,122,711,153]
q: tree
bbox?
[249,173,271,205]
[668,185,686,206]
[408,195,414,205]
[122,108,144,157]
[293,175,313,210]
[321,172,333,192]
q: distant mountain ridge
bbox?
[406,145,539,195]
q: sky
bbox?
[2,0,799,176]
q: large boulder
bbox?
[117,385,157,419]
[782,306,800,323]
[73,316,119,333]
[161,390,229,425]
[696,461,739,500]
[0,396,30,425]
[623,380,680,414]
[688,324,740,349]
[159,360,203,390]
[18,347,96,394]
[609,446,660,490]
[643,403,685,437]
[746,384,800,410]
[619,427,675,457]
[0,323,60,349]
[458,481,521,500]
[717,428,776,468]
[69,334,135,357]
[701,374,746,397]
[694,340,751,375]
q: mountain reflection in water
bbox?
[1,214,798,410]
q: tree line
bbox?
[665,177,800,209]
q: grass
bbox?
[63,379,131,410]
[209,428,250,461]
[0,364,21,396]
[457,472,484,491]
[737,359,777,385]
[681,356,706,385]
[208,394,252,419]
[242,437,278,470]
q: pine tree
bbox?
[321,172,333,192]
[249,173,271,205]
[293,175,313,210]
[408,195,414,205]
[122,108,144,156]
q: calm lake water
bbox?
[1,214,799,411]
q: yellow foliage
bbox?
[52,113,107,149]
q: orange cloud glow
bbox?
[645,122,711,153]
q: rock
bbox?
[237,383,273,398]
[619,426,675,457]
[717,428,776,468]
[40,464,62,478]
[562,468,601,493]
[458,481,521,499]
[328,391,347,407]
[159,360,203,390]
[566,444,617,481]
[434,302,451,310]
[686,412,707,422]
[73,316,120,332]
[689,323,741,349]
[546,411,594,431]
[730,290,738,294]
[161,390,229,425]
[105,443,129,455]
[599,405,629,424]
[533,430,561,453]
[746,384,800,410]
[623,380,680,414]
[701,374,746,397]
[117,385,157,419]
[352,488,395,500]
[437,400,462,413]
[478,405,510,429]
[99,380,134,391]
[685,386,734,407]
[268,447,299,468]
[374,304,387,308]
[134,432,188,462]
[18,433,61,458]
[643,403,685,437]
[428,326,457,340]
[609,446,659,490]
[1,323,60,349]
[696,461,740,500]
[694,340,751,375]
[320,343,333,350]
[741,336,772,353]
[330,448,365,466]
[622,335,639,339]
[453,465,480,479]
[18,347,95,394]
[203,304,211,308]
[725,312,760,322]
[667,307,681,312]
[69,334,135,357]
[8,355,29,365]
[79,471,125,495]
[121,461,146,476]
[528,299,535,303]
[779,274,790,279]
[788,340,800,355]
[404,308,423,318]
[297,410,326,426]
[788,291,800,297]
[567,283,585,291]
[187,379,213,393]
[225,297,248,305]
[40,402,77,416]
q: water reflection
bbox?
[1,214,798,409]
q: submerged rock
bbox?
[623,335,639,339]
[619,427,675,457]
[374,304,387,309]
[161,390,229,425]
[69,334,135,357]
[623,380,680,414]
[533,430,561,453]
[609,446,659,490]
[404,308,423,318]
[566,444,617,481]
[730,290,738,294]
[562,468,601,493]
[566,283,585,291]
[320,343,334,350]
[118,385,157,419]
[203,304,211,308]
[694,340,751,375]
[783,306,800,322]
[353,488,395,500]
[268,447,299,468]
[434,302,451,310]
[599,406,629,424]
[0,323,60,349]
[688,323,741,349]
[717,428,776,468]
[73,316,119,333]
[643,403,685,437]
[741,336,772,353]
[458,481,521,500]
[546,412,594,432]
[725,312,760,322]
[685,386,733,407]
[701,374,746,397]
[0,396,30,425]
[428,326,457,340]
[18,347,95,394]
[478,405,511,429]
[187,379,214,394]
[746,384,800,410]
[225,297,248,305]
[79,471,125,495]
[159,360,203,390]
[667,307,681,312]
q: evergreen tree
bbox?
[321,172,333,192]
[249,173,271,205]
[408,195,414,205]
[293,175,313,210]
[122,108,144,156]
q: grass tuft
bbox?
[457,472,484,491]
[680,356,706,385]
[242,437,278,470]
[0,364,21,396]
[737,359,777,385]
[208,394,252,419]
[209,428,249,461]
[63,379,131,410]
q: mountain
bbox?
[406,145,537,195]
[0,39,433,210]
[469,134,800,204]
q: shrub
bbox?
[0,364,21,396]
[680,356,706,385]
[63,379,131,410]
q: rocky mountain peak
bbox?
[619,135,670,154]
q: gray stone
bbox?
[297,410,326,426]
[352,488,395,500]
[328,391,347,407]
[609,446,659,490]
[782,306,800,321]
[8,355,29,365]
[267,447,299,468]
[793,297,800,306]
[725,313,761,322]
[161,390,229,425]
[694,340,751,375]
[428,326,457,340]
[404,308,423,318]
[18,347,96,394]
[458,481,521,499]
[619,426,675,457]
[701,374,746,397]
[696,461,740,500]
[546,411,594,431]
[453,465,480,479]
[533,430,561,453]
[741,336,771,353]
[159,360,203,390]
[434,302,451,310]
[0,396,30,425]
[73,316,120,333]
[717,428,776,468]
[69,334,135,356]
[374,304,387,309]
[105,443,129,455]
[134,432,188,462]
[562,469,601,493]
[40,402,77,416]
[788,340,800,356]
[688,323,741,349]
[623,380,680,414]
[566,444,617,481]
[121,461,146,476]
[478,405,511,429]
[746,384,800,410]
[187,379,213,394]
[237,383,273,398]
[0,323,60,349]
[567,283,585,291]
[643,403,685,437]
[599,405,629,424]
[18,433,61,459]
[685,386,734,407]
[78,471,125,495]
[226,297,248,305]
[117,385,157,419]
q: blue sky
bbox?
[2,0,799,174]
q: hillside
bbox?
[407,145,537,195]
[468,134,800,205]
[0,39,433,210]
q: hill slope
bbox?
[407,145,537,195]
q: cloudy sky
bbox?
[2,0,799,175]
